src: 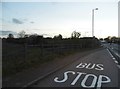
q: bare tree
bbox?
[18,30,26,38]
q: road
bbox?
[29,48,120,88]
[106,43,120,58]
[103,43,120,65]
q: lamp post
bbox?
[92,8,98,37]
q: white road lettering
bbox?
[86,63,96,69]
[81,74,97,88]
[54,71,111,88]
[54,71,75,83]
[95,64,104,70]
[97,75,111,88]
[76,63,104,71]
[76,63,87,68]
[71,72,86,85]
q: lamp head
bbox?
[95,8,98,10]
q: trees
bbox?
[53,34,62,40]
[104,36,111,43]
[104,36,119,43]
[99,38,103,41]
[7,33,14,38]
[18,30,26,38]
[71,31,81,38]
[27,34,43,45]
[111,36,117,43]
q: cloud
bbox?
[30,21,34,24]
[12,18,24,24]
[12,18,35,24]
[0,31,17,36]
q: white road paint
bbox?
[114,61,118,64]
[112,57,116,60]
[107,49,114,58]
[95,64,104,71]
[76,63,104,71]
[76,63,87,68]
[107,49,120,66]
[86,63,96,69]
[54,71,111,88]
[53,49,114,88]
[81,74,97,88]
[54,71,75,83]
[110,44,120,58]
[97,75,111,88]
[71,72,86,85]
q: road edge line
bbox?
[107,48,120,69]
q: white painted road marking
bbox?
[107,49,114,58]
[54,71,111,88]
[76,63,104,71]
[54,71,75,83]
[115,61,118,64]
[81,73,97,88]
[97,75,111,88]
[112,57,116,60]
[107,49,119,65]
[71,72,86,85]
[53,49,115,88]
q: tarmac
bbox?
[2,47,103,88]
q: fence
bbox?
[2,37,101,76]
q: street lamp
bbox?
[92,8,98,37]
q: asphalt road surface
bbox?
[103,43,120,57]
[30,48,119,88]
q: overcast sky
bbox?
[1,0,119,38]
